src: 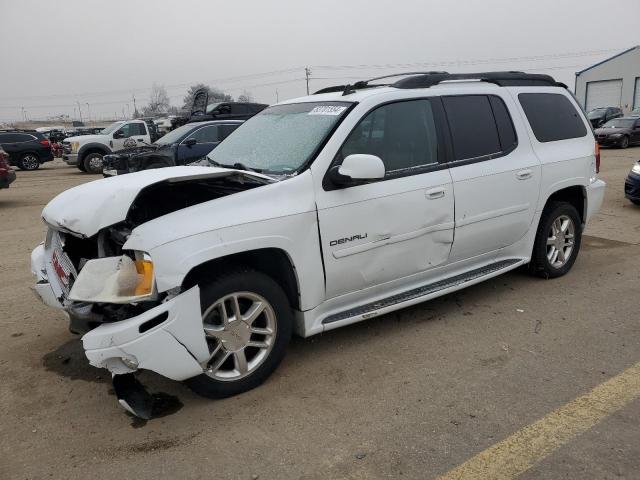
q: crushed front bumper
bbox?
[31,243,210,381]
[83,286,209,381]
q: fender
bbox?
[77,142,111,162]
[140,212,326,312]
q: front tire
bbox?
[83,152,104,174]
[184,268,293,399]
[529,202,582,278]
[17,153,40,170]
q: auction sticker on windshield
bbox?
[308,105,347,115]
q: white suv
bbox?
[31,72,605,418]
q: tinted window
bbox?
[231,104,250,114]
[130,123,147,136]
[219,124,240,139]
[518,93,587,142]
[489,96,517,151]
[0,133,21,143]
[340,99,439,172]
[186,125,219,143]
[443,95,501,160]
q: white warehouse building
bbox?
[575,45,640,114]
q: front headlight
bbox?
[632,163,640,175]
[71,142,80,153]
[610,133,623,138]
[68,252,156,303]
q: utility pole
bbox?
[76,101,83,123]
[86,103,91,125]
[276,89,279,103]
[126,103,131,118]
[305,67,311,95]
[132,95,138,118]
[21,106,26,122]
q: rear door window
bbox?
[518,93,587,142]
[185,125,219,143]
[442,95,502,160]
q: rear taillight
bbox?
[39,139,51,147]
[595,142,600,174]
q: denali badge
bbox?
[330,233,367,246]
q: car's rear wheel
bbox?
[184,268,293,399]
[83,152,104,174]
[630,199,640,206]
[619,136,629,149]
[529,202,582,278]
[17,153,40,170]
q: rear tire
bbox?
[184,268,293,399]
[83,152,104,174]
[17,153,40,170]
[619,136,629,149]
[529,202,582,279]
[630,199,640,206]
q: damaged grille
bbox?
[44,229,79,301]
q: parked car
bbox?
[0,129,53,170]
[102,120,243,176]
[62,120,153,173]
[31,71,605,418]
[624,161,640,205]
[594,117,640,148]
[0,147,16,189]
[586,107,623,128]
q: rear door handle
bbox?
[425,187,446,199]
[516,169,533,180]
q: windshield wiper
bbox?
[210,160,263,173]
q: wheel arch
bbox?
[181,247,302,311]
[541,184,586,224]
[78,143,111,162]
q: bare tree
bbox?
[143,83,171,116]
[237,90,254,102]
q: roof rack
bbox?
[314,71,566,96]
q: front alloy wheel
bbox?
[202,292,277,381]
[184,268,293,399]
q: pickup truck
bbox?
[62,120,156,173]
[32,71,605,418]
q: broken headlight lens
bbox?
[68,251,156,303]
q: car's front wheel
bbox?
[17,153,40,170]
[184,268,293,399]
[619,136,630,149]
[83,152,104,174]
[529,202,582,278]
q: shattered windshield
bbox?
[207,102,352,174]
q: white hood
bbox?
[42,166,273,237]
[64,134,105,144]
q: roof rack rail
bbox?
[392,71,567,89]
[314,71,449,96]
[314,71,566,96]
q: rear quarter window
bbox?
[518,93,587,142]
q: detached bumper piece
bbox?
[113,373,154,419]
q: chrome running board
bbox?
[322,259,521,325]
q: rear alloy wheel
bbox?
[529,202,582,278]
[18,153,40,170]
[619,136,629,149]
[185,269,293,399]
[83,152,104,174]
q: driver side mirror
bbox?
[329,154,385,186]
[184,138,197,147]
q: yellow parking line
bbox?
[437,361,640,480]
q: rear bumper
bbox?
[63,153,78,165]
[586,179,606,225]
[625,172,640,201]
[0,170,16,188]
[82,286,209,381]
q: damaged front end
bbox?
[31,167,273,417]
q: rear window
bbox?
[0,133,35,143]
[518,93,587,142]
[443,95,502,160]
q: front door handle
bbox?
[425,187,446,199]
[516,169,533,180]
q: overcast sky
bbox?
[1,0,639,123]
